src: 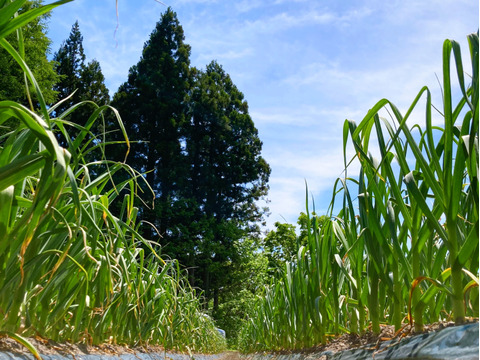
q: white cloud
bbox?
[196,47,254,64]
[234,0,264,13]
[272,0,309,4]
[278,57,454,129]
[262,141,364,229]
[251,106,364,133]
[173,0,219,4]
[242,8,371,34]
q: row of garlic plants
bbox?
[238,32,478,352]
[0,0,225,352]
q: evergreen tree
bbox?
[0,0,58,106]
[53,21,85,112]
[53,21,110,144]
[111,7,191,238]
[177,61,270,309]
[79,59,110,115]
[110,11,270,313]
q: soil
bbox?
[276,323,449,355]
[240,319,479,357]
[0,320,477,359]
[219,352,243,360]
[218,323,460,360]
[0,335,167,357]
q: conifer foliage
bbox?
[111,8,270,309]
[53,21,110,138]
[182,61,270,307]
[112,8,191,239]
[0,0,58,106]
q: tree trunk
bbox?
[213,287,219,312]
[204,268,210,310]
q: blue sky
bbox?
[46,0,478,232]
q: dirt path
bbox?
[217,351,242,360]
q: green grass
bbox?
[238,32,479,352]
[0,0,226,353]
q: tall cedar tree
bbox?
[0,0,58,106]
[110,10,270,311]
[53,21,110,145]
[177,61,270,310]
[111,8,191,239]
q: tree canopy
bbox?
[0,0,58,107]
[53,21,110,145]
[111,8,270,311]
[179,61,270,306]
